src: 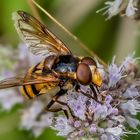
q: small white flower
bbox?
[93,104,114,121]
[20,101,44,130]
[98,0,140,20]
[126,0,137,17]
[93,104,103,121]
[52,116,74,136]
[106,0,123,18]
[123,86,139,98]
[0,89,23,111]
[126,116,140,129]
[121,53,138,70]
[106,126,123,137]
[111,115,126,123]
[108,56,123,87]
[32,113,53,137]
[67,92,87,120]
[120,99,140,115]
[96,0,123,19]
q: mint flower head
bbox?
[50,54,140,140]
[97,0,140,20]
[0,43,140,139]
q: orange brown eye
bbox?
[76,63,92,85]
[81,57,97,66]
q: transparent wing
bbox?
[0,74,59,89]
[12,10,71,57]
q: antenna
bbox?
[31,0,107,67]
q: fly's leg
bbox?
[45,99,69,119]
[75,84,103,104]
[89,84,98,98]
[94,85,100,94]
[45,89,76,119]
[80,90,103,104]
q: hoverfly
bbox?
[0,11,103,118]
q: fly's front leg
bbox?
[75,84,103,104]
[89,84,98,99]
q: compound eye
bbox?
[81,57,97,66]
[76,63,92,85]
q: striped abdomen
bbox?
[20,83,44,99]
[20,57,57,99]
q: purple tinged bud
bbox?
[78,130,85,137]
[111,108,119,115]
[89,125,96,134]
[105,95,113,104]
[74,121,81,128]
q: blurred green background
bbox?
[0,0,140,140]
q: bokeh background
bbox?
[0,0,140,140]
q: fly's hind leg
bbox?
[45,99,69,119]
[45,89,75,119]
